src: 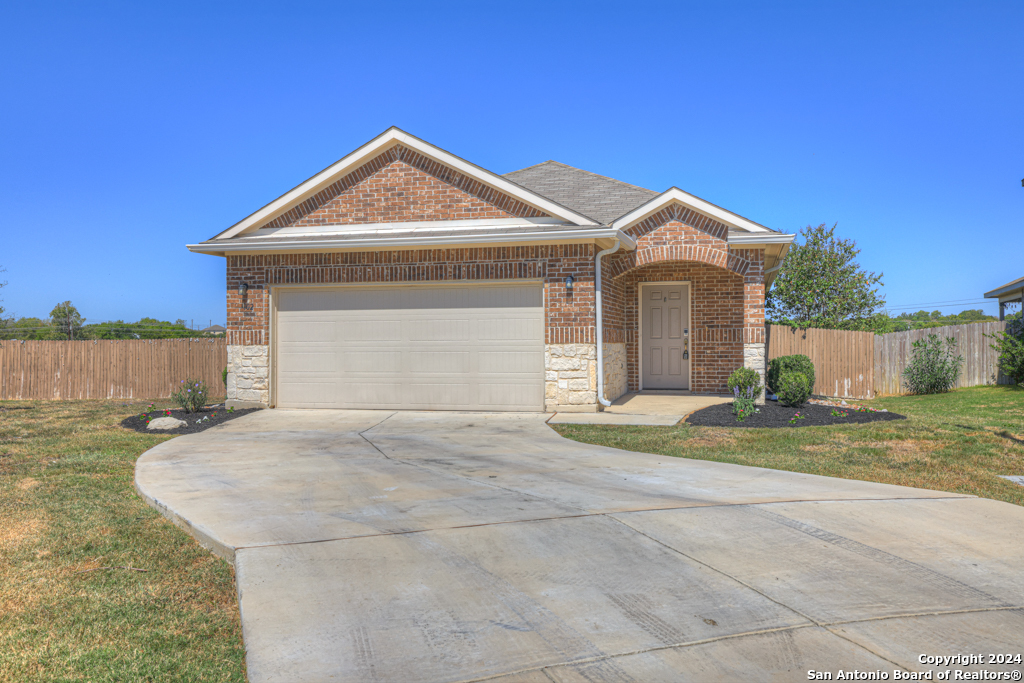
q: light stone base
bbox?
[743,342,767,405]
[227,344,270,407]
[602,342,628,404]
[545,344,597,413]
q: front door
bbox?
[641,284,690,390]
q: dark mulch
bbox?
[686,400,906,428]
[120,406,260,434]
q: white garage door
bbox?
[275,284,545,411]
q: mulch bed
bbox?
[685,400,905,428]
[120,406,260,435]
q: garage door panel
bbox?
[279,351,336,373]
[409,351,471,374]
[276,285,544,411]
[342,320,402,341]
[342,351,402,373]
[478,318,543,340]
[407,319,470,342]
[479,351,543,374]
[278,321,335,343]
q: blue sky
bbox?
[2,1,1021,327]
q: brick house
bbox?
[189,128,794,412]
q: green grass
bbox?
[553,385,1024,506]
[0,399,246,682]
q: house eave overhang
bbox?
[611,187,774,234]
[187,228,637,257]
[984,277,1024,300]
[211,127,598,242]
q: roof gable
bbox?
[215,128,597,240]
[263,149,536,229]
[611,187,773,234]
[503,161,658,225]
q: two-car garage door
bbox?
[275,284,545,411]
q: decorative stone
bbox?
[147,417,187,430]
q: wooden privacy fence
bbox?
[767,325,876,399]
[873,322,1007,395]
[0,339,227,400]
[767,322,1010,399]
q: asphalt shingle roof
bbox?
[503,161,658,225]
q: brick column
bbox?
[741,249,767,404]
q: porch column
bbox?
[742,249,767,404]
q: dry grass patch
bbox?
[0,398,245,682]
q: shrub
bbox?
[171,378,209,413]
[767,355,815,396]
[988,319,1024,386]
[222,366,228,388]
[731,385,757,422]
[777,371,811,407]
[727,367,762,400]
[902,334,963,394]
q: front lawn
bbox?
[553,385,1024,506]
[0,399,246,682]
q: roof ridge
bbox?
[505,160,657,195]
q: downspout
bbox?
[595,239,622,408]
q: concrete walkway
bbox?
[548,392,732,425]
[135,410,1024,682]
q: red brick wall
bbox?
[263,144,550,229]
[600,211,766,394]
[226,246,597,346]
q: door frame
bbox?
[637,281,692,391]
[269,279,547,410]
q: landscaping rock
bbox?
[147,416,188,430]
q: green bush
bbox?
[727,367,762,400]
[222,366,228,388]
[171,378,209,413]
[988,319,1024,386]
[902,334,964,394]
[777,371,811,407]
[767,355,815,396]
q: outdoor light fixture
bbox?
[238,282,248,296]
[565,274,575,292]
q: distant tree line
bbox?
[767,224,1014,335]
[0,301,224,341]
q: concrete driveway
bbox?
[136,410,1024,682]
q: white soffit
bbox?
[215,128,598,240]
[611,187,773,234]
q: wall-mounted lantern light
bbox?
[565,275,575,292]
[238,282,248,296]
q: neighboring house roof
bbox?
[503,161,659,225]
[187,127,789,257]
[984,275,1024,302]
[202,325,226,333]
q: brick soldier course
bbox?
[193,127,792,411]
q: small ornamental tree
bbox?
[988,318,1024,386]
[902,334,964,394]
[49,301,85,340]
[767,223,885,330]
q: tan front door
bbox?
[641,283,690,390]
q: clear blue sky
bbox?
[2,1,1022,327]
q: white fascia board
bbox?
[253,216,569,238]
[612,187,772,234]
[214,128,597,241]
[727,232,796,246]
[188,228,636,256]
[984,278,1024,299]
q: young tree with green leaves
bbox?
[766,223,885,330]
[49,301,85,340]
